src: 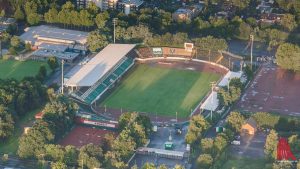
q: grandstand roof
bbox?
[65,44,136,87]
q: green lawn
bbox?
[101,64,221,118]
[221,157,271,169]
[0,108,42,155]
[0,59,49,80]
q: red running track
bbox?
[277,137,296,161]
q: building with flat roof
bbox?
[66,44,137,104]
[20,25,88,62]
[172,4,204,21]
[117,0,144,14]
[20,25,88,47]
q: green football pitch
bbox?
[0,60,49,80]
[101,64,221,118]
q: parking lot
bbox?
[148,125,188,151]
[129,125,191,168]
[229,132,266,158]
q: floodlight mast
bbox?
[210,82,216,120]
[61,59,64,94]
[113,18,118,44]
[250,34,254,70]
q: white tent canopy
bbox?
[200,71,243,111]
[218,71,243,87]
[65,44,136,87]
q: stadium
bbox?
[65,43,243,122]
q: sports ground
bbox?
[237,62,300,116]
[100,63,221,118]
[59,126,115,148]
[0,60,49,80]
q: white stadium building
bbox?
[65,44,137,104]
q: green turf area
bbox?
[0,108,42,155]
[221,157,271,169]
[101,64,221,118]
[0,59,50,80]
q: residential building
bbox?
[259,13,283,24]
[117,0,144,15]
[172,4,204,21]
[76,0,118,10]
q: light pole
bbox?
[61,59,64,94]
[210,82,216,121]
[113,18,118,44]
[0,33,2,58]
[227,77,231,91]
[250,34,254,70]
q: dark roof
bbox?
[245,117,257,128]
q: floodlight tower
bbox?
[113,18,118,44]
[0,33,2,58]
[250,34,254,70]
[61,59,64,94]
[210,81,216,121]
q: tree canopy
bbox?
[276,43,300,72]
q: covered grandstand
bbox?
[65,44,136,105]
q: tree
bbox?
[265,129,278,160]
[95,11,109,29]
[0,10,5,17]
[27,13,40,26]
[185,115,209,144]
[280,14,297,31]
[142,163,156,169]
[251,112,279,129]
[64,145,78,165]
[47,56,58,72]
[173,165,185,169]
[158,164,168,169]
[200,138,214,153]
[18,121,55,159]
[78,144,103,169]
[193,36,228,52]
[226,112,245,132]
[0,105,14,140]
[51,161,67,169]
[229,78,243,90]
[43,96,78,137]
[87,31,109,52]
[10,36,21,48]
[276,43,300,72]
[79,9,94,28]
[297,159,300,169]
[44,7,58,24]
[218,86,241,106]
[197,154,213,169]
[232,0,250,10]
[45,144,65,162]
[24,1,37,15]
[213,134,228,154]
[273,161,293,169]
[87,1,99,16]
[36,66,47,81]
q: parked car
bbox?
[231,140,241,145]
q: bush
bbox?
[197,154,213,169]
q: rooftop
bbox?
[119,0,144,7]
[20,25,88,45]
[65,44,136,87]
